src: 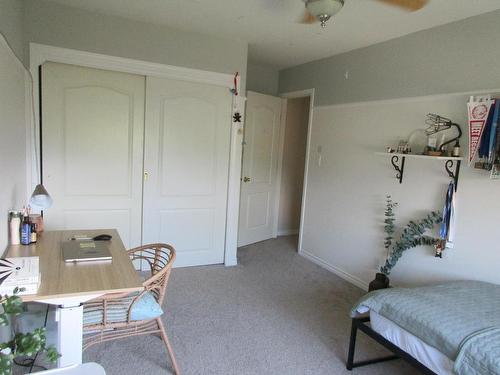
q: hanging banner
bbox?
[467,95,494,165]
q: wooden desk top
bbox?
[5,229,143,302]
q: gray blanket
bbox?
[351,280,500,375]
[455,327,500,375]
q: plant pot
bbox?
[368,273,390,292]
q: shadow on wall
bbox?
[278,97,310,236]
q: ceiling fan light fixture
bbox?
[306,0,344,27]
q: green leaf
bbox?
[0,352,14,375]
[0,314,8,327]
[46,346,61,363]
[0,293,61,374]
[2,295,22,315]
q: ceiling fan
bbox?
[301,0,429,28]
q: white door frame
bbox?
[278,89,315,254]
[272,97,288,239]
[29,42,243,266]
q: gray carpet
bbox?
[83,236,419,375]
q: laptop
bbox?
[62,240,112,263]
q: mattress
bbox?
[370,310,454,375]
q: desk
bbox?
[5,229,143,368]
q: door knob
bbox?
[243,177,251,182]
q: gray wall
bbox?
[0,0,25,63]
[23,0,248,90]
[279,10,500,106]
[246,61,279,96]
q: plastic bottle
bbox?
[8,211,21,245]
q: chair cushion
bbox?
[83,292,163,325]
[129,291,163,321]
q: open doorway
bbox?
[277,91,313,251]
[237,89,313,252]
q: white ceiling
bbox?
[48,0,500,69]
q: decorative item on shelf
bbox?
[379,112,463,190]
[407,128,427,155]
[387,113,462,158]
[368,196,443,292]
[426,133,443,156]
[396,140,411,154]
[424,113,462,156]
[452,140,461,157]
[427,150,443,157]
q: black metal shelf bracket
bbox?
[445,159,461,192]
[390,155,405,184]
[382,153,462,191]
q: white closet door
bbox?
[238,91,282,247]
[143,77,232,267]
[42,62,145,249]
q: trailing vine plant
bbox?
[380,196,443,276]
[0,290,59,374]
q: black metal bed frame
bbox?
[346,315,437,375]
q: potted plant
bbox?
[0,290,59,374]
[369,196,443,292]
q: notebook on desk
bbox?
[62,240,112,263]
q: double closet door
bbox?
[42,62,232,267]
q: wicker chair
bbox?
[82,243,180,374]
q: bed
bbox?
[347,280,500,375]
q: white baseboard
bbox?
[278,229,299,236]
[299,249,369,291]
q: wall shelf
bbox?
[375,152,463,191]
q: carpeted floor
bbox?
[83,236,419,375]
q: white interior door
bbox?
[238,91,282,247]
[41,62,145,249]
[143,77,232,267]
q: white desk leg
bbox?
[39,294,102,368]
[56,304,84,367]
